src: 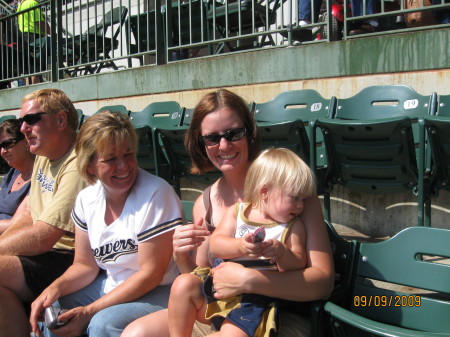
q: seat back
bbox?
[348,227,450,333]
[129,101,184,193]
[316,85,435,225]
[0,114,17,123]
[182,200,194,223]
[86,6,128,38]
[334,85,433,174]
[253,89,334,170]
[126,10,157,54]
[253,89,332,123]
[318,116,418,195]
[163,107,222,186]
[102,6,129,40]
[258,120,310,164]
[80,105,130,129]
[181,102,254,127]
[334,85,432,120]
[95,105,130,116]
[81,5,128,69]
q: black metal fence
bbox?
[0,0,449,88]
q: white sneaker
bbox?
[299,20,311,26]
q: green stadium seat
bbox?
[323,226,450,336]
[252,89,335,193]
[312,85,436,225]
[129,101,184,194]
[0,115,16,123]
[95,105,130,116]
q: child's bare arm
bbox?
[210,206,262,259]
[261,218,307,272]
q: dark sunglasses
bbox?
[201,128,247,146]
[0,136,23,150]
[19,112,46,126]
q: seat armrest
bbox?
[324,302,450,337]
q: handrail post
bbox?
[326,0,332,41]
[49,0,59,82]
[155,0,165,65]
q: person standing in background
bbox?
[16,0,50,84]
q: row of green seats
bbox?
[246,85,450,228]
[59,93,450,337]
[77,88,450,229]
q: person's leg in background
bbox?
[349,0,379,35]
[432,0,450,23]
[298,0,323,25]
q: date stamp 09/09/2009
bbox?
[353,295,422,307]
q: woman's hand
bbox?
[173,218,210,260]
[30,286,61,337]
[48,306,93,337]
[211,261,253,299]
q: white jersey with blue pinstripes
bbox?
[71,168,183,293]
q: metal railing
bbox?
[0,0,449,88]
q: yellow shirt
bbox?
[29,146,87,250]
[17,0,45,35]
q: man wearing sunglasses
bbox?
[0,88,86,337]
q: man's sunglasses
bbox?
[0,136,24,150]
[19,112,46,126]
[201,128,247,146]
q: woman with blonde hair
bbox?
[30,110,183,337]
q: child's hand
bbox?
[260,239,286,264]
[239,233,264,258]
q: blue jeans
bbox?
[298,0,323,22]
[432,0,450,23]
[350,0,375,17]
[43,272,171,337]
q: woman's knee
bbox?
[121,310,170,337]
[171,273,203,297]
[121,320,149,337]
